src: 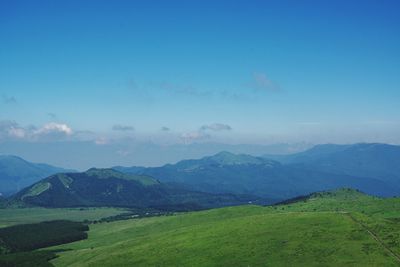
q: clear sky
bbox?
[0,0,400,168]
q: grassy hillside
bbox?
[49,189,400,266]
[271,188,400,218]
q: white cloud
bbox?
[0,121,26,139]
[35,123,73,136]
[0,121,74,141]
[8,127,26,138]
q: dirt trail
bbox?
[345,213,400,264]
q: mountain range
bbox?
[0,155,73,196]
[2,143,400,208]
[265,143,400,189]
[115,143,400,200]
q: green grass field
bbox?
[49,189,400,267]
[0,207,126,228]
[268,189,400,219]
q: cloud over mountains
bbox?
[0,121,73,141]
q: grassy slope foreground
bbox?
[51,189,400,267]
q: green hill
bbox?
[11,168,257,210]
[48,188,400,266]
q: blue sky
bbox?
[1,0,400,160]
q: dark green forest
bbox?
[0,220,89,267]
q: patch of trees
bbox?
[95,208,176,223]
[272,194,310,206]
[0,220,88,253]
[0,250,56,267]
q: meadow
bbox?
[49,189,400,267]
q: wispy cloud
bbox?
[0,120,25,139]
[116,149,131,156]
[179,123,232,144]
[248,72,281,92]
[180,131,210,143]
[47,113,58,120]
[127,78,139,90]
[200,123,232,131]
[2,94,17,104]
[95,137,109,145]
[112,124,135,131]
[161,126,170,131]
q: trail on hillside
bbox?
[345,213,400,264]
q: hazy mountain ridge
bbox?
[267,143,400,188]
[115,144,400,200]
[4,143,400,207]
[0,141,311,170]
[0,155,74,196]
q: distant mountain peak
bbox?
[209,151,240,163]
[213,151,236,157]
[207,151,277,166]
